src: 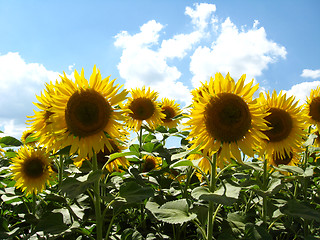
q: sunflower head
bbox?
[10,146,53,195]
[123,87,165,131]
[305,86,320,128]
[160,98,182,129]
[141,155,162,173]
[267,148,301,168]
[21,129,37,145]
[258,90,307,158]
[42,66,128,159]
[186,73,268,166]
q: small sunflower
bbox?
[10,146,53,195]
[75,139,130,172]
[123,87,165,131]
[141,155,162,173]
[305,86,320,128]
[267,148,301,168]
[21,129,37,145]
[160,98,182,129]
[27,81,59,150]
[258,90,306,158]
[46,66,128,159]
[186,73,269,165]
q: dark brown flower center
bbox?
[129,97,155,120]
[65,89,112,137]
[142,156,157,172]
[309,97,320,122]
[162,106,176,122]
[263,108,293,142]
[96,141,119,164]
[204,93,251,143]
[23,157,45,178]
[272,150,293,166]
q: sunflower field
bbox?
[1,66,320,240]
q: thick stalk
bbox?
[207,153,217,240]
[92,152,102,240]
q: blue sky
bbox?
[0,0,320,138]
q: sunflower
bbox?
[27,81,60,150]
[160,98,182,129]
[267,148,301,168]
[46,66,128,160]
[21,129,37,145]
[258,90,306,158]
[75,138,130,172]
[186,73,269,165]
[10,145,53,195]
[187,151,212,174]
[305,86,320,128]
[141,155,162,173]
[123,87,165,131]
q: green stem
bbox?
[32,192,37,216]
[92,151,102,240]
[207,153,217,240]
[192,219,207,240]
[105,213,117,240]
[58,155,64,187]
[262,155,268,227]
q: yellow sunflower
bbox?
[10,145,53,195]
[47,66,128,160]
[160,98,182,129]
[141,155,162,173]
[186,73,269,165]
[190,81,209,103]
[305,86,320,128]
[187,151,212,174]
[267,148,301,168]
[123,87,165,131]
[21,129,37,145]
[27,81,60,150]
[258,90,306,158]
[75,138,130,172]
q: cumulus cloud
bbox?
[0,52,61,138]
[284,80,320,105]
[190,17,287,87]
[301,69,320,79]
[114,3,217,105]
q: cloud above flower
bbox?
[301,69,320,79]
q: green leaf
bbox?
[119,181,154,203]
[35,212,68,234]
[108,151,138,162]
[170,159,194,168]
[281,199,320,222]
[143,142,154,152]
[24,134,39,144]
[171,145,200,161]
[54,145,71,156]
[0,136,22,147]
[192,182,241,206]
[273,165,304,175]
[146,199,197,224]
[252,178,284,198]
[245,223,272,240]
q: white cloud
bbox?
[190,17,287,87]
[185,3,217,31]
[284,80,320,105]
[301,69,320,79]
[0,52,61,138]
[114,4,218,106]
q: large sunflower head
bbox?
[46,66,128,159]
[123,87,165,132]
[305,86,320,128]
[185,73,269,165]
[10,146,53,195]
[258,90,307,158]
[141,155,162,173]
[160,98,182,129]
